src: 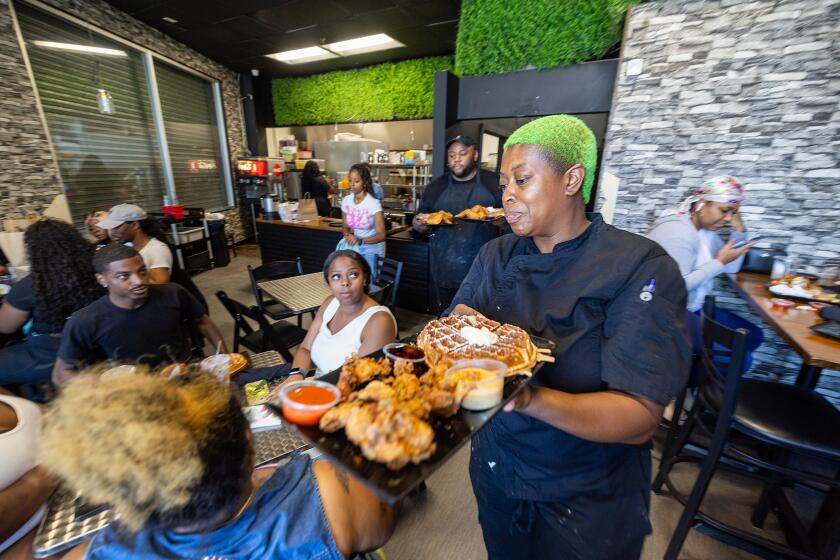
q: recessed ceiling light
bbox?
[162,16,179,24]
[326,33,404,56]
[31,40,127,56]
[266,46,338,64]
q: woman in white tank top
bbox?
[288,250,397,378]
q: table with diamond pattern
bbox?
[32,351,310,558]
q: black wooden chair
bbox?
[248,259,305,325]
[658,301,840,560]
[215,290,306,363]
[371,256,403,310]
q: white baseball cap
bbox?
[96,204,147,230]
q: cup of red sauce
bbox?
[383,342,427,373]
[278,380,340,426]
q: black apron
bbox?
[429,174,500,289]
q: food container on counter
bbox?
[445,359,507,411]
[279,380,341,426]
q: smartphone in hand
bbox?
[732,235,763,249]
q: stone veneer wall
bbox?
[599,0,840,402]
[0,0,249,240]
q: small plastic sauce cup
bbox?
[383,342,426,364]
[445,359,507,411]
[279,380,341,426]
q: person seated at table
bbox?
[98,203,208,309]
[0,389,58,558]
[646,176,763,362]
[448,115,691,559]
[286,250,396,380]
[341,164,386,277]
[0,219,103,387]
[45,370,395,560]
[84,211,111,248]
[52,244,226,385]
[98,203,173,283]
[301,160,335,217]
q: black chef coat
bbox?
[418,170,502,289]
[450,214,690,502]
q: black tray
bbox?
[288,334,555,504]
[811,321,840,342]
[455,216,503,224]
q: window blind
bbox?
[154,61,229,211]
[16,3,166,223]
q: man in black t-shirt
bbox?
[413,135,503,314]
[53,244,227,384]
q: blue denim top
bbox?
[85,453,343,560]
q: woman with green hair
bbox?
[449,115,691,559]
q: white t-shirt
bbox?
[341,193,382,240]
[137,238,172,271]
[309,297,396,374]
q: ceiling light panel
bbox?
[266,46,338,64]
[326,33,405,56]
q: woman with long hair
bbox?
[341,163,387,276]
[301,160,334,217]
[0,219,103,385]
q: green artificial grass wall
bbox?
[455,0,637,76]
[272,56,453,126]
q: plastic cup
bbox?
[445,359,507,411]
[201,354,231,382]
[278,380,340,426]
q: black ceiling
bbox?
[104,0,461,77]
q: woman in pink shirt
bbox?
[341,163,386,276]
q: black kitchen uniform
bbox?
[418,169,502,314]
[58,283,207,368]
[450,214,690,559]
[303,176,332,217]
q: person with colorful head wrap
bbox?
[447,115,691,559]
[648,176,752,312]
[647,176,763,364]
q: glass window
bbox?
[16,2,166,222]
[154,61,229,210]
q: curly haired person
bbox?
[42,370,395,559]
[0,219,103,387]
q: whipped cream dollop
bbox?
[460,325,498,346]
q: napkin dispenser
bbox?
[741,246,785,274]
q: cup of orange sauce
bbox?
[278,380,340,426]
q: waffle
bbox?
[417,315,539,374]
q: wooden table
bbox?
[727,272,840,389]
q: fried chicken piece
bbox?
[347,404,436,470]
[350,380,395,403]
[420,386,459,417]
[393,359,416,377]
[319,402,358,433]
[455,204,488,220]
[337,355,393,397]
[424,211,453,225]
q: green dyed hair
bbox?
[504,115,598,203]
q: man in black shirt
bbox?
[53,244,227,384]
[413,135,503,314]
[449,116,690,559]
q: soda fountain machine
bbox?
[235,157,285,238]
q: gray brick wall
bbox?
[599,0,840,403]
[0,0,248,240]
